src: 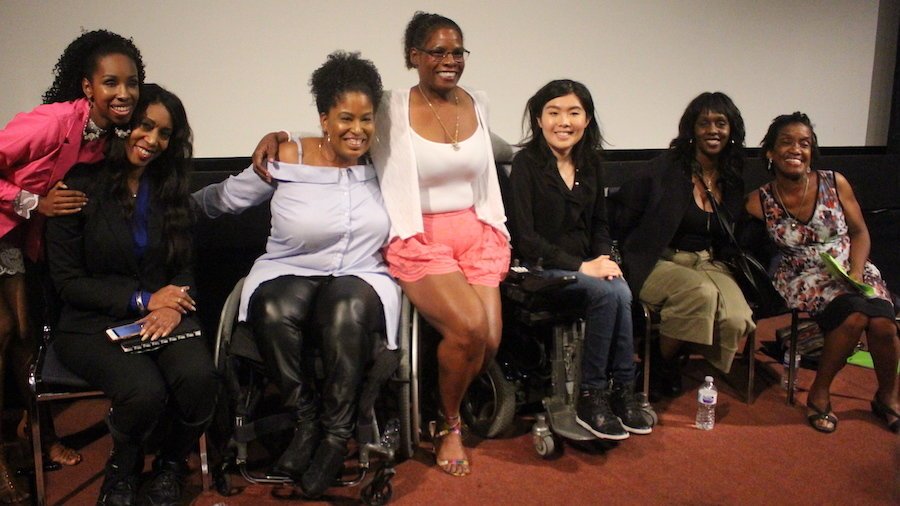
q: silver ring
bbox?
[180,287,187,292]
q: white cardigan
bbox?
[370,87,509,241]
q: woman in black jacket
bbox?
[46,84,217,506]
[508,80,653,440]
[611,92,755,399]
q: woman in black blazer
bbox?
[46,84,217,506]
[611,92,754,400]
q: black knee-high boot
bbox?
[272,387,321,481]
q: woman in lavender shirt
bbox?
[193,52,397,498]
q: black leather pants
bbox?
[248,275,384,442]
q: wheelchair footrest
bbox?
[542,396,596,441]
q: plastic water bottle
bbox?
[781,348,801,391]
[695,376,717,430]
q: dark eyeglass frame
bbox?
[415,47,471,62]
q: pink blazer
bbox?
[0,98,105,259]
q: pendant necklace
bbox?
[418,84,460,150]
[774,173,809,230]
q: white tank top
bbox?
[411,123,488,213]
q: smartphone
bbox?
[106,322,143,342]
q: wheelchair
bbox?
[461,261,658,457]
[208,278,415,505]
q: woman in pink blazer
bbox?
[0,29,144,502]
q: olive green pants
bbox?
[639,249,755,372]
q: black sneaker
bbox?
[610,382,654,435]
[575,388,629,440]
[145,459,187,506]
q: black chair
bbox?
[28,325,211,505]
[633,302,759,404]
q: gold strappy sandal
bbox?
[429,414,470,477]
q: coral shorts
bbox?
[384,208,510,287]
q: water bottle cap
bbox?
[704,376,714,383]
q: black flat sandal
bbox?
[806,400,838,434]
[870,396,900,434]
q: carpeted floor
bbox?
[16,314,900,505]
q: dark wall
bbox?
[191,151,900,333]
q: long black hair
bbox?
[105,84,193,269]
[42,29,145,104]
[519,79,603,172]
[670,92,745,191]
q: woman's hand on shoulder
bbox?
[137,307,182,341]
[579,255,622,280]
[251,131,290,182]
[37,181,87,217]
[148,285,195,314]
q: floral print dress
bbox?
[759,170,890,315]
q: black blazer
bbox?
[45,162,196,335]
[609,152,745,297]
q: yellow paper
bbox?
[819,252,875,297]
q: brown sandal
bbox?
[429,415,470,477]
[17,413,81,467]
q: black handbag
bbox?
[705,187,787,318]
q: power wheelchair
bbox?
[460,261,658,457]
[207,277,415,505]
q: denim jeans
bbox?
[543,269,636,389]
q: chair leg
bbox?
[745,331,756,405]
[199,433,210,493]
[786,311,801,406]
[30,399,46,506]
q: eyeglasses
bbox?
[416,47,471,62]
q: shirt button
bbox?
[575,182,580,186]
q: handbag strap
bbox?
[703,184,747,256]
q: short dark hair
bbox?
[403,11,463,69]
[519,79,604,172]
[309,51,383,115]
[670,91,746,188]
[760,111,820,164]
[42,29,145,104]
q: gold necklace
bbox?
[417,84,460,150]
[773,173,810,230]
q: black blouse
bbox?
[507,150,612,271]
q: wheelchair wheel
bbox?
[461,359,516,438]
[533,432,561,459]
[396,376,415,461]
[361,465,394,505]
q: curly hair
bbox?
[310,51,383,114]
[519,79,604,174]
[669,91,746,192]
[105,84,193,270]
[42,29,145,104]
[760,111,820,165]
[403,11,463,69]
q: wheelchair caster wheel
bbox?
[362,480,393,505]
[534,433,560,458]
[362,465,394,505]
